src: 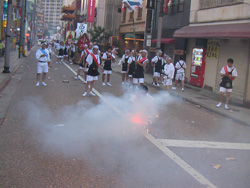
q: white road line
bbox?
[145,134,217,188]
[158,139,250,150]
[63,62,217,188]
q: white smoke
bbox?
[20,90,176,184]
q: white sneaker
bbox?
[82,92,87,97]
[56,62,58,64]
[216,103,222,108]
[122,82,125,85]
[225,105,230,110]
[42,82,47,86]
[36,82,39,87]
[172,87,176,90]
[102,82,106,86]
[152,82,156,86]
[74,76,78,80]
[83,80,87,84]
[182,88,184,92]
[90,91,96,96]
[107,82,112,86]
[156,83,160,86]
[70,62,73,65]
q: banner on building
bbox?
[2,0,8,28]
[87,0,95,23]
[207,40,220,58]
[75,23,87,39]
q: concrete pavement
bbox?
[112,63,250,126]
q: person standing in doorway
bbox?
[216,58,237,110]
[35,42,51,87]
[172,55,186,91]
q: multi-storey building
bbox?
[41,0,63,34]
[174,0,250,106]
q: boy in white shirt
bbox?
[172,55,187,91]
[163,56,175,91]
[216,58,237,110]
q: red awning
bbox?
[151,38,176,44]
[174,23,250,38]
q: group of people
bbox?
[35,41,238,109]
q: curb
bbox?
[0,47,34,92]
[112,68,250,127]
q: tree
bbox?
[88,26,113,47]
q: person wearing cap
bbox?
[151,50,164,86]
[133,50,148,86]
[216,58,237,110]
[56,41,65,64]
[163,56,175,91]
[82,45,100,96]
[127,50,136,85]
[172,55,187,91]
[102,46,114,86]
[88,43,93,53]
[35,42,51,87]
[120,49,131,84]
[75,44,88,82]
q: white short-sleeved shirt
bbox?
[151,56,163,63]
[175,60,186,73]
[36,48,51,62]
[164,63,175,79]
[70,46,75,52]
[127,56,135,64]
[220,66,238,77]
[86,53,100,66]
[102,52,112,60]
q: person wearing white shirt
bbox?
[127,50,136,85]
[172,55,187,91]
[120,49,131,84]
[163,56,175,91]
[75,44,88,82]
[69,43,76,64]
[82,45,100,97]
[102,46,113,86]
[56,41,65,64]
[45,43,52,68]
[133,50,148,86]
[35,42,51,87]
[151,50,164,86]
[216,58,238,110]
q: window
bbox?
[137,7,143,19]
[129,12,133,21]
[200,0,243,9]
[166,0,184,14]
[122,7,126,23]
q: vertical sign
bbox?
[3,0,8,27]
[87,0,95,23]
[207,40,220,58]
[146,0,155,9]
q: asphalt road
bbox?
[0,48,249,188]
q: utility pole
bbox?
[156,0,164,50]
[19,0,26,58]
[3,0,13,73]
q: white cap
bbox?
[84,44,88,47]
[89,42,93,45]
[93,45,99,49]
[142,49,147,54]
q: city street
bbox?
[0,48,250,188]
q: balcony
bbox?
[200,0,244,9]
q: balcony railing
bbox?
[200,0,244,9]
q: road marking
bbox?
[158,139,250,150]
[63,62,217,188]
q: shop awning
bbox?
[174,23,250,38]
[151,38,176,44]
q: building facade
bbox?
[119,0,147,52]
[41,0,63,34]
[174,0,250,106]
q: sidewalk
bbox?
[112,63,250,126]
[0,48,34,91]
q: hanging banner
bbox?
[75,23,87,38]
[77,33,90,50]
[2,0,8,28]
[87,0,95,23]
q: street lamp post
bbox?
[3,0,13,73]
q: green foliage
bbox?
[87,26,113,46]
